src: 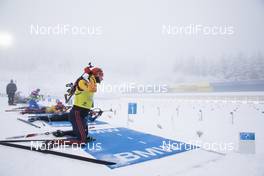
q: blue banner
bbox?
[48,120,108,127]
[240,132,255,140]
[85,127,198,169]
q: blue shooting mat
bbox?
[48,120,108,127]
[83,127,198,169]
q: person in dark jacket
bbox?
[6,80,17,105]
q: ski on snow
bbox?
[6,131,54,139]
[0,141,116,165]
[0,139,49,143]
[6,128,96,140]
[17,118,41,128]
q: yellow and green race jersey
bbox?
[74,75,97,109]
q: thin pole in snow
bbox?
[176,107,179,118]
[230,111,234,124]
[157,107,160,116]
[199,109,203,121]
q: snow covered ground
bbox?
[0,92,264,176]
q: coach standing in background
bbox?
[6,79,17,105]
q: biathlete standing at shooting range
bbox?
[49,65,104,147]
[69,66,103,144]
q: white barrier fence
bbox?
[123,93,264,104]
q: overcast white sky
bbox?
[0,0,264,95]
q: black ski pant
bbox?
[68,106,90,144]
